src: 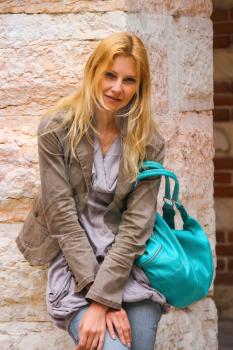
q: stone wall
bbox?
[0,1,217,349]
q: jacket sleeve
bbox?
[86,132,165,309]
[37,117,99,292]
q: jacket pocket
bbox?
[20,196,49,248]
[32,192,47,228]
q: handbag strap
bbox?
[137,161,180,202]
[133,161,189,229]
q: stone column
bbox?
[0,1,217,349]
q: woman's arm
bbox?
[37,116,99,292]
[86,132,165,309]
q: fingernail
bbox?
[127,343,131,348]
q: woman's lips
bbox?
[105,95,122,102]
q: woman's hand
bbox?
[76,302,109,350]
[106,307,131,348]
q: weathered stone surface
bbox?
[156,0,213,17]
[157,298,217,350]
[0,13,126,46]
[127,14,169,115]
[0,223,47,316]
[0,12,125,116]
[0,322,73,350]
[127,14,213,113]
[127,0,212,17]
[0,0,126,14]
[0,0,213,17]
[169,16,213,112]
[158,112,214,206]
[0,116,40,221]
[0,12,213,116]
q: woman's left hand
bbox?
[106,307,131,348]
[75,301,109,350]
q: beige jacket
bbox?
[16,109,165,309]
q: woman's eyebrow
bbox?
[109,70,137,79]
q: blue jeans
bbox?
[68,299,162,350]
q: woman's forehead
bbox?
[107,55,138,76]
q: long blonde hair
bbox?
[40,32,158,183]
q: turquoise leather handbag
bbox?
[134,161,214,308]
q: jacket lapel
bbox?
[114,115,132,200]
[114,153,132,202]
[75,127,94,192]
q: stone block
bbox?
[128,13,213,113]
[0,0,213,17]
[126,0,212,17]
[0,224,48,318]
[0,322,73,350]
[0,12,125,116]
[127,14,169,114]
[0,0,126,14]
[168,16,213,112]
[158,112,214,204]
[0,116,40,221]
[156,298,217,350]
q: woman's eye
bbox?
[105,72,115,78]
[124,78,136,83]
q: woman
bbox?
[16,32,167,350]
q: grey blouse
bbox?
[46,133,167,331]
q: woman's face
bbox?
[100,55,138,113]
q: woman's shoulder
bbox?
[145,129,165,163]
[37,106,72,137]
[147,129,165,152]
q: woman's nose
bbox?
[111,79,123,93]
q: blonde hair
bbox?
[39,32,158,182]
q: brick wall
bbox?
[212,7,233,286]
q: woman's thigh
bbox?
[68,305,130,350]
[123,299,162,350]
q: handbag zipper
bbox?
[139,245,162,267]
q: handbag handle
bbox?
[137,161,180,202]
[136,161,172,200]
[134,161,188,229]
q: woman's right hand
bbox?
[106,307,131,348]
[76,301,108,350]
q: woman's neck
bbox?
[94,107,119,134]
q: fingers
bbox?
[113,316,127,346]
[97,333,105,350]
[121,311,131,347]
[106,309,131,347]
[106,314,116,340]
[76,327,105,350]
[75,303,108,350]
